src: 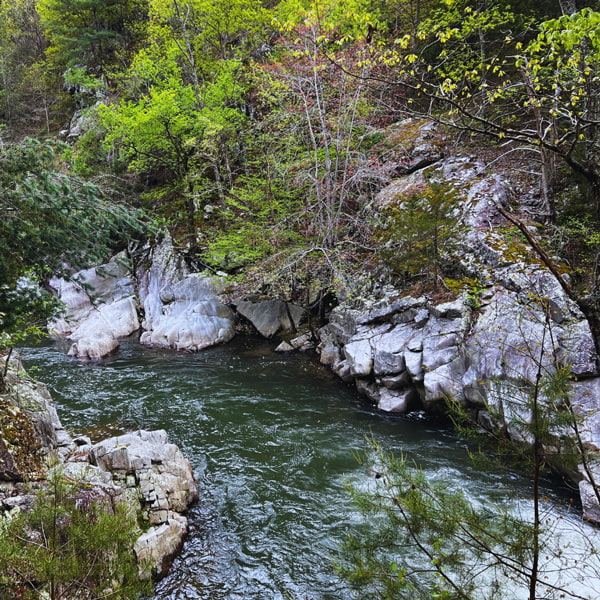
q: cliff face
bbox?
[0,353,198,582]
[312,151,600,522]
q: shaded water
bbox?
[21,336,596,600]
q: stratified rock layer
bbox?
[86,429,199,578]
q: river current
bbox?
[21,336,600,600]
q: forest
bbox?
[1,0,600,343]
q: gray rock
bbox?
[332,359,353,382]
[140,277,235,351]
[316,154,600,521]
[559,320,598,377]
[289,332,315,351]
[234,299,304,338]
[275,341,294,352]
[325,307,365,345]
[371,324,417,375]
[579,480,600,524]
[429,298,469,320]
[48,253,140,359]
[423,359,465,408]
[2,494,35,511]
[465,291,555,383]
[405,349,424,382]
[318,341,341,366]
[421,317,464,373]
[343,338,373,377]
[87,429,199,578]
[67,336,119,360]
[134,514,188,579]
[355,378,379,401]
[0,353,69,484]
[361,295,428,325]
[379,371,412,389]
[137,236,235,351]
[1,359,200,583]
[569,379,600,450]
[377,388,419,413]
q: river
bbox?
[21,336,600,600]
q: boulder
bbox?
[89,429,198,520]
[580,480,600,524]
[233,299,304,338]
[137,236,235,351]
[371,324,417,376]
[48,253,140,359]
[134,515,188,579]
[377,388,419,413]
[67,335,119,360]
[0,353,71,484]
[343,338,374,377]
[139,277,235,351]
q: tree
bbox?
[37,0,148,73]
[95,0,274,253]
[340,434,600,600]
[340,296,600,600]
[376,180,460,290]
[0,138,143,350]
[99,55,247,251]
[360,6,600,219]
[0,0,48,129]
[146,0,270,66]
[0,466,150,600]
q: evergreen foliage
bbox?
[376,181,460,290]
[340,430,600,600]
[0,465,150,600]
[0,138,143,347]
[37,0,147,72]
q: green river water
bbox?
[20,336,600,600]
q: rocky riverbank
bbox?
[43,127,600,523]
[0,352,198,581]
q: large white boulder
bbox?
[137,235,235,351]
[48,253,139,359]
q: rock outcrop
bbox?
[136,236,235,351]
[48,235,236,356]
[80,429,198,578]
[316,154,600,522]
[48,252,139,359]
[0,353,198,580]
